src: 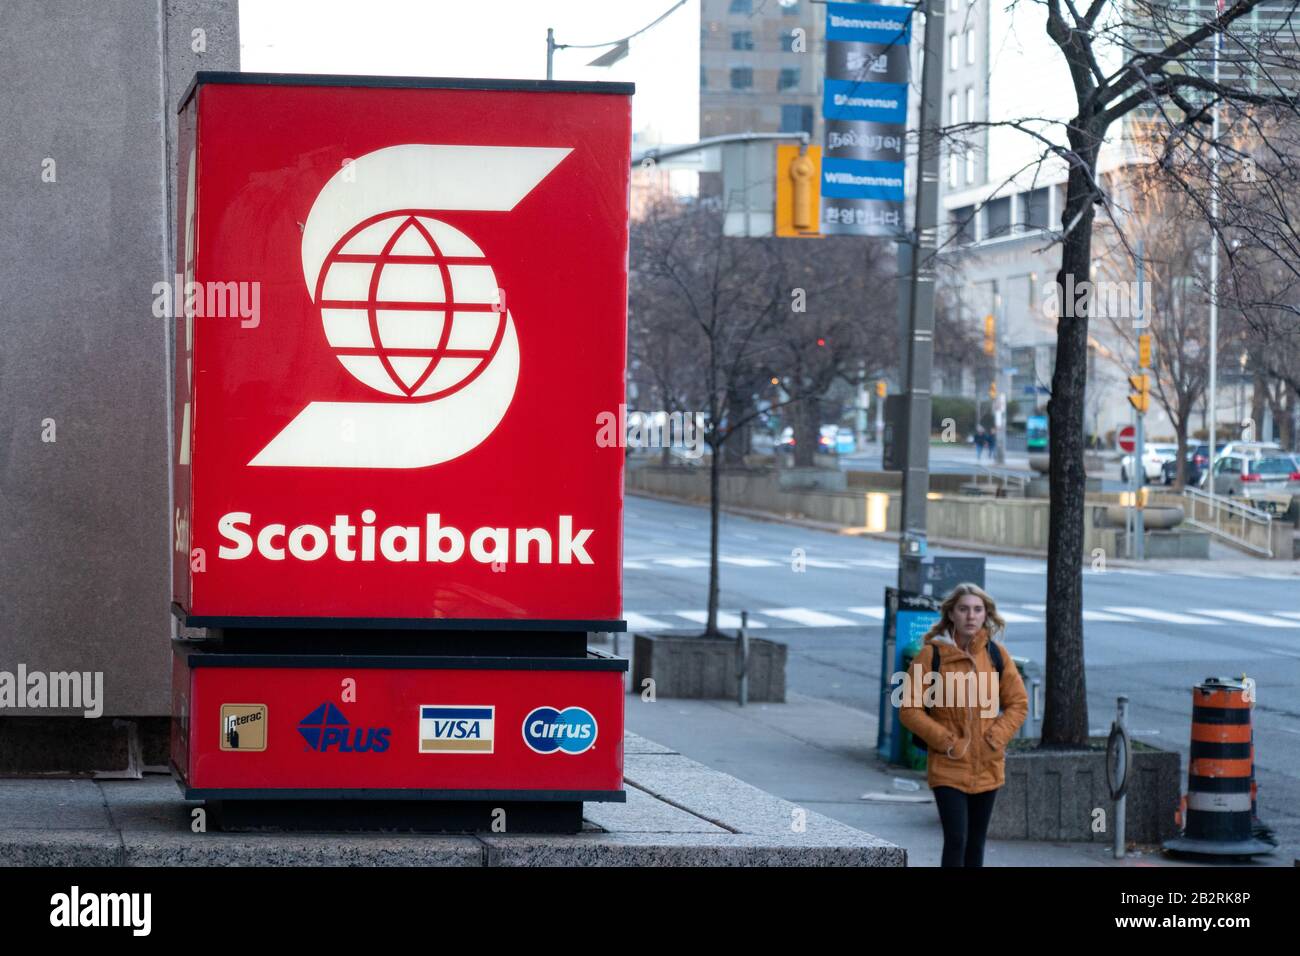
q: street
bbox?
[622,492,1300,861]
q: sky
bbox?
[239,0,701,147]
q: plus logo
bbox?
[297,702,391,753]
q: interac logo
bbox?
[251,143,572,469]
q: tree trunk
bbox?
[792,397,820,468]
[723,384,749,467]
[705,438,722,637]
[1174,414,1189,489]
[1041,145,1097,750]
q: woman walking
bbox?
[899,583,1028,866]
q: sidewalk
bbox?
[624,691,1210,867]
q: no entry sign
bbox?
[171,74,632,627]
[1118,425,1136,453]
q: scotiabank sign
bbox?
[171,75,632,625]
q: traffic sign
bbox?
[1118,425,1136,453]
[171,76,632,626]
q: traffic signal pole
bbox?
[897,0,944,594]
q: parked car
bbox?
[1120,443,1178,483]
[819,425,856,455]
[1161,444,1210,486]
[1198,442,1285,489]
[1208,453,1300,497]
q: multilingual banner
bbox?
[822,1,912,236]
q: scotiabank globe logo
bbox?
[251,144,571,469]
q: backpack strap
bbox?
[988,640,1004,674]
[922,644,941,718]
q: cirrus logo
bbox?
[522,706,597,755]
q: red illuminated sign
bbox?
[171,75,632,626]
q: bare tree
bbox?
[630,196,786,636]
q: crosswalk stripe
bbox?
[1105,607,1225,625]
[719,556,780,567]
[674,610,766,628]
[761,608,858,627]
[802,558,851,569]
[999,611,1041,624]
[986,563,1044,575]
[654,557,710,568]
[846,606,885,620]
[1083,610,1139,622]
[624,612,674,630]
[847,558,898,569]
[622,561,650,570]
[1170,571,1237,579]
[1276,612,1300,622]
[1190,609,1300,628]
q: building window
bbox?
[950,0,958,9]
[780,104,814,133]
[1023,187,1051,229]
[966,29,976,65]
[985,196,1011,238]
[729,0,753,13]
[949,152,959,188]
[951,205,976,245]
[949,91,958,124]
[949,34,959,69]
[700,64,707,90]
[966,149,976,184]
[780,32,797,52]
[966,87,975,123]
[778,67,800,91]
[730,67,753,90]
[732,30,754,50]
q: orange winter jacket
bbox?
[897,628,1028,794]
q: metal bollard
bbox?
[1109,696,1130,860]
[738,610,749,707]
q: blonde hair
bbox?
[921,582,1006,643]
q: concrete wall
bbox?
[627,467,1120,557]
[0,1,239,717]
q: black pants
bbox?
[932,786,999,867]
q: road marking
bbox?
[802,558,851,569]
[654,557,710,569]
[847,558,898,569]
[622,561,650,570]
[1106,569,1161,577]
[733,533,760,541]
[1190,609,1300,628]
[1276,612,1300,622]
[1082,610,1139,622]
[846,606,885,620]
[761,608,858,627]
[1105,607,1226,625]
[719,556,780,567]
[999,611,1042,624]
[674,610,766,629]
[986,563,1044,575]
[1170,571,1237,579]
[1019,604,1047,612]
[624,612,674,630]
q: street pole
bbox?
[546,27,555,80]
[897,0,944,594]
[1135,247,1145,561]
[995,286,1007,465]
[1208,8,1220,464]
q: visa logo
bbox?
[419,705,494,754]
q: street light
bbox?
[546,1,687,80]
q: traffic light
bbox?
[988,381,997,399]
[1138,333,1151,369]
[983,314,996,356]
[775,145,822,238]
[875,380,887,398]
[1128,373,1150,414]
